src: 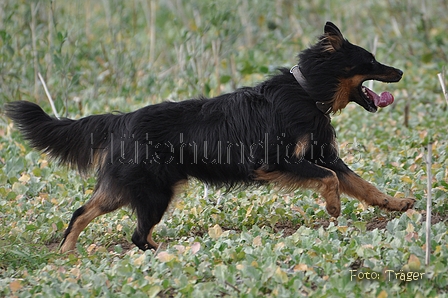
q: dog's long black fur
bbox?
[5,22,415,252]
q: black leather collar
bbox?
[290,65,333,115]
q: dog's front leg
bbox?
[333,162,415,212]
[254,162,342,217]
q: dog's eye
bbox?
[370,59,375,64]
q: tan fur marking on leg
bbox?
[293,134,310,159]
[61,198,106,253]
[254,166,341,217]
[318,172,340,217]
[173,179,188,198]
[339,171,415,211]
[61,189,125,253]
[146,226,158,250]
[253,169,313,192]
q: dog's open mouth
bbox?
[358,84,394,113]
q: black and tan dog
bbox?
[5,22,415,252]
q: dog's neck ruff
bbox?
[290,65,333,115]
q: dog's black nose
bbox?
[396,69,403,77]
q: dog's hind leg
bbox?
[131,210,161,251]
[131,180,186,251]
[60,184,127,253]
[130,189,170,251]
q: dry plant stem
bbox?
[31,2,39,99]
[46,1,54,79]
[212,40,221,91]
[85,0,91,39]
[404,101,410,127]
[425,142,432,266]
[38,73,59,119]
[149,0,157,65]
[368,36,378,91]
[437,70,448,105]
[140,0,156,65]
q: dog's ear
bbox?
[323,22,344,52]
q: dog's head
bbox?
[298,22,403,113]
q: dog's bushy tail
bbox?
[5,101,116,174]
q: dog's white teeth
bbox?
[361,86,368,96]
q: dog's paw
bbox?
[384,197,416,212]
[326,203,341,218]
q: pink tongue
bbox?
[364,87,394,107]
[376,92,394,107]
